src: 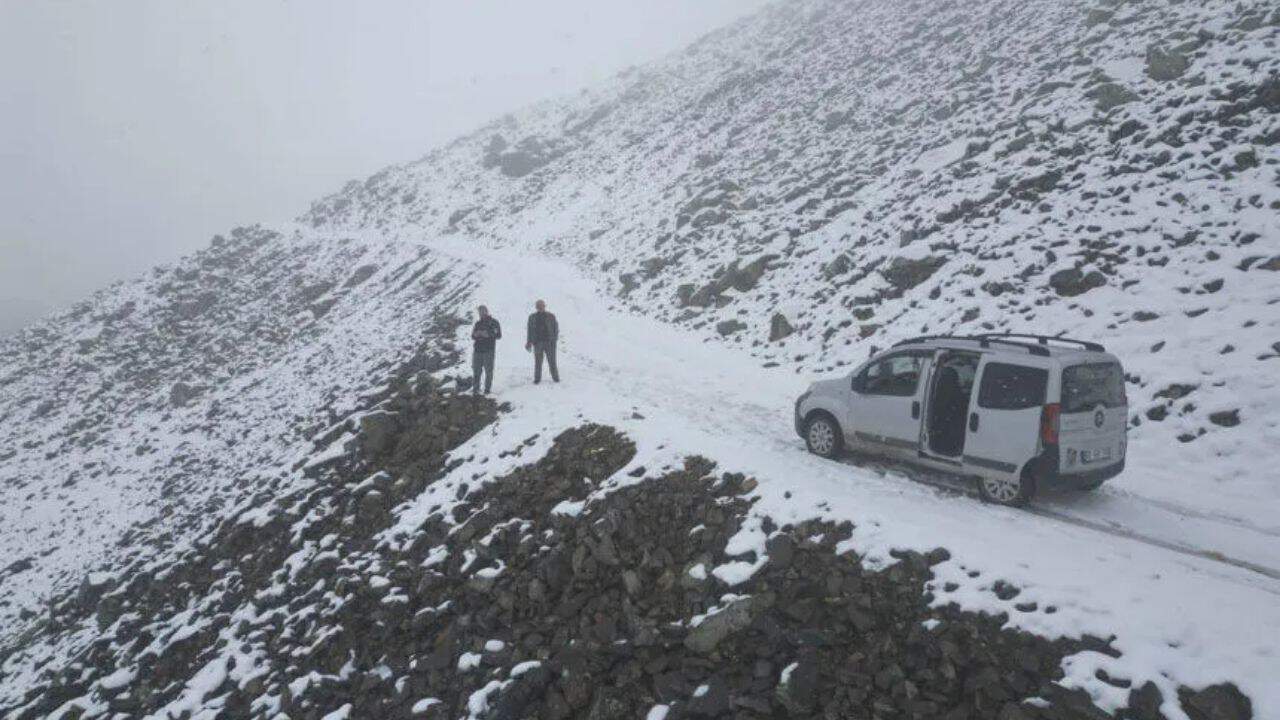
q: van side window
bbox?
[858,354,926,397]
[977,363,1048,410]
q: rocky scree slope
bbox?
[304,0,1280,522]
[0,226,479,642]
[2,378,1253,720]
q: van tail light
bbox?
[1040,403,1061,446]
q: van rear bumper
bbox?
[1036,450,1125,489]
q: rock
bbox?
[765,534,796,570]
[769,313,795,342]
[1127,681,1165,720]
[1179,683,1253,720]
[1146,46,1190,81]
[716,319,747,336]
[1208,410,1240,428]
[775,656,819,715]
[343,264,379,288]
[684,594,772,654]
[1084,8,1112,27]
[585,688,630,720]
[881,256,946,293]
[1089,82,1140,112]
[686,678,731,716]
[488,665,553,720]
[169,382,204,408]
[360,412,400,456]
[684,255,780,307]
[1049,268,1107,297]
[822,254,852,280]
[499,152,541,178]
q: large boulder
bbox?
[1049,267,1107,297]
[769,313,795,342]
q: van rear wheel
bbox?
[976,471,1036,507]
[804,414,844,459]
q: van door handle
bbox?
[969,412,980,432]
[911,401,920,419]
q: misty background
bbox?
[0,0,770,336]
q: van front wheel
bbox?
[804,414,844,459]
[976,471,1036,507]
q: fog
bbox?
[0,0,771,336]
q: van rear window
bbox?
[978,362,1048,410]
[1062,362,1126,413]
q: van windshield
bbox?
[1062,362,1126,413]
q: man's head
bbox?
[535,300,546,312]
[478,305,489,318]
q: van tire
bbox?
[804,413,844,459]
[976,469,1036,507]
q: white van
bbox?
[794,334,1128,506]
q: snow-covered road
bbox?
[395,232,1280,719]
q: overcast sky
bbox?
[0,0,771,336]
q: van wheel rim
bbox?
[982,476,1020,503]
[808,421,835,455]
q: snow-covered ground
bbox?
[371,228,1280,719]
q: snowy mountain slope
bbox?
[303,0,1280,531]
[0,226,480,640]
[1,0,1278,717]
[4,233,1276,719]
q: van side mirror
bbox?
[850,373,864,393]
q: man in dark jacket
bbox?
[525,299,559,384]
[471,305,501,395]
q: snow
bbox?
[692,684,709,698]
[411,697,441,714]
[510,660,542,677]
[484,639,506,652]
[457,652,483,671]
[645,705,670,720]
[550,498,586,517]
[780,662,799,685]
[320,705,352,720]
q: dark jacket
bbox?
[526,311,559,346]
[472,316,501,354]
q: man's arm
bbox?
[494,320,502,340]
[550,314,559,342]
[526,315,535,348]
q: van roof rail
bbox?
[892,335,1051,357]
[973,333,1105,352]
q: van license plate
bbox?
[1081,447,1112,464]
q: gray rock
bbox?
[1179,683,1253,720]
[360,412,400,456]
[684,594,772,654]
[1146,46,1190,81]
[169,382,204,408]
[769,313,794,342]
[716,319,747,336]
[775,655,819,715]
[1049,268,1107,297]
[1088,82,1139,112]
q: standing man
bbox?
[471,305,501,395]
[525,299,560,384]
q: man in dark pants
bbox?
[525,299,559,384]
[471,305,501,395]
